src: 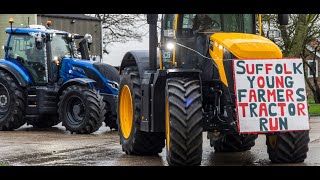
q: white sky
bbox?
[101,23,150,67]
[102,36,149,66]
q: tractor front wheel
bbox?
[58,85,106,134]
[104,102,118,130]
[266,131,309,163]
[165,77,203,166]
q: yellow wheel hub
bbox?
[119,85,133,139]
[165,96,170,150]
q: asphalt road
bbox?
[0,117,319,166]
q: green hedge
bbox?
[308,99,320,116]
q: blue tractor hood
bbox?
[60,58,118,95]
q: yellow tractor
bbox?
[117,14,310,165]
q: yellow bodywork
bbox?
[209,33,283,87]
[258,14,262,36]
[165,96,170,150]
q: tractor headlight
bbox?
[166,42,175,50]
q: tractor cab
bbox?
[5,25,91,85]
[0,19,119,133]
[160,14,255,70]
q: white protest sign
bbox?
[233,59,309,133]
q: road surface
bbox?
[0,117,319,166]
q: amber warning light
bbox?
[8,18,14,23]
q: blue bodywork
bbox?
[61,58,118,94]
[1,27,118,95]
[0,59,32,84]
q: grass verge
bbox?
[308,99,320,116]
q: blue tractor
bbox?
[0,19,119,133]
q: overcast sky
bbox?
[101,23,149,67]
[102,36,149,66]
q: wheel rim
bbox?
[119,85,133,139]
[66,96,85,125]
[165,96,170,150]
[0,83,10,119]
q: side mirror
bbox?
[267,28,281,41]
[84,34,92,51]
[147,14,158,25]
[85,34,92,43]
[35,40,44,50]
[29,32,45,50]
[79,38,90,60]
[278,14,289,25]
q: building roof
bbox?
[38,14,101,21]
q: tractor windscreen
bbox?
[180,14,254,36]
[161,14,254,69]
[51,34,73,60]
[170,14,254,69]
[7,34,48,84]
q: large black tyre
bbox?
[26,115,61,128]
[93,63,119,130]
[210,133,258,152]
[58,85,106,134]
[165,77,203,166]
[266,131,310,163]
[94,63,120,82]
[0,70,26,130]
[118,67,164,155]
[104,102,118,130]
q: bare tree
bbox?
[87,14,147,54]
[262,14,320,103]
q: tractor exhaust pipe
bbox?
[147,14,158,70]
[278,14,289,25]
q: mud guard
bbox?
[0,63,31,87]
[58,78,96,97]
[120,50,157,80]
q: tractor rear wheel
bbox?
[104,104,118,130]
[0,70,26,130]
[27,115,61,128]
[266,131,309,163]
[210,133,258,152]
[165,77,203,166]
[58,85,106,134]
[118,67,164,155]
